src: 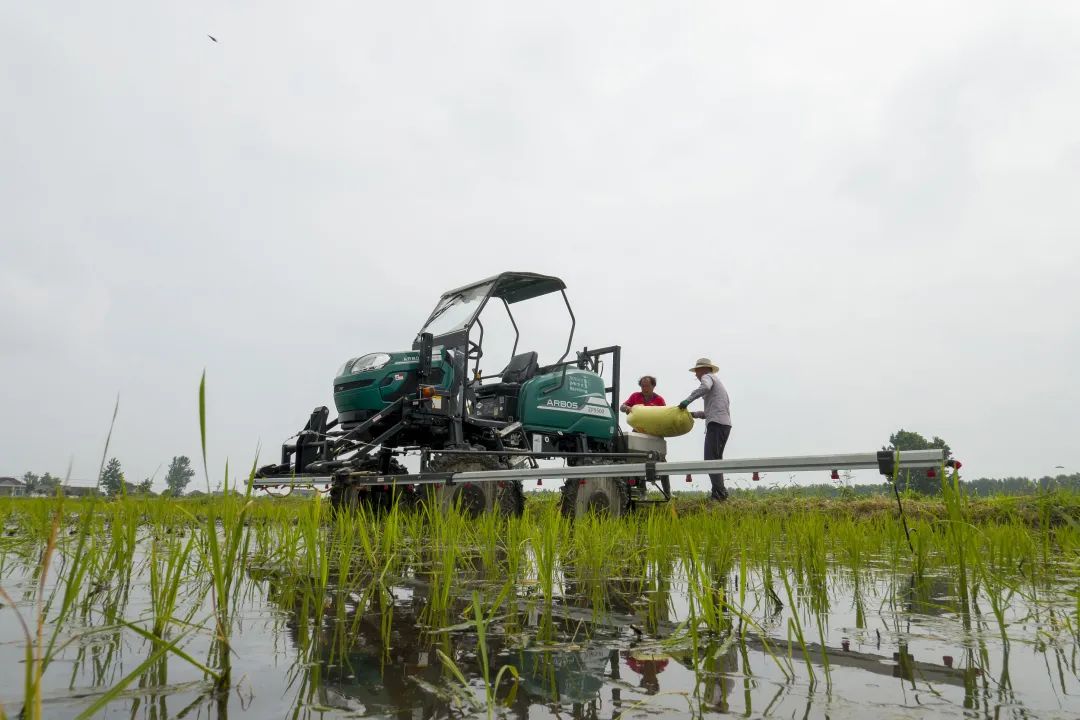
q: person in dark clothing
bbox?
[678,358,732,501]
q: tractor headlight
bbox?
[349,353,392,374]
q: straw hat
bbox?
[688,357,719,373]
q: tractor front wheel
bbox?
[329,458,414,514]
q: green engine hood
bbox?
[333,349,452,414]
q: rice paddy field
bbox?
[1,477,1079,719]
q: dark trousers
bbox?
[705,422,732,500]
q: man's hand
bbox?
[619,404,630,414]
[691,410,705,419]
[678,400,689,410]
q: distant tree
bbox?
[21,472,61,495]
[884,429,953,494]
[964,473,1080,496]
[21,472,40,493]
[100,458,125,496]
[164,456,195,496]
[38,472,61,494]
[135,478,155,495]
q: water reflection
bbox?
[246,554,1080,720]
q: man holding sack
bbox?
[678,358,732,502]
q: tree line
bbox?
[743,472,1080,498]
[19,456,196,496]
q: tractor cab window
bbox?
[419,282,493,338]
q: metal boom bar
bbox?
[250,449,946,488]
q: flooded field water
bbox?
[1,489,1078,719]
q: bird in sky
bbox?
[208,35,218,43]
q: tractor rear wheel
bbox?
[426,451,523,518]
[560,457,632,519]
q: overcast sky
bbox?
[3,1,1078,491]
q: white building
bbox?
[0,477,27,497]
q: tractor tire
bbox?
[329,457,414,514]
[496,478,526,518]
[328,481,347,510]
[560,457,632,520]
[426,451,521,518]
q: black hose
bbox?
[892,476,914,553]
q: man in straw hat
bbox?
[678,358,732,501]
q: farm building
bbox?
[0,477,27,496]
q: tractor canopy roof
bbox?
[441,271,566,304]
[415,272,568,348]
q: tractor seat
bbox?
[474,351,539,397]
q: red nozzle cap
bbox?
[927,468,937,478]
[752,472,760,482]
[685,473,693,483]
[830,469,840,480]
[628,478,637,486]
[536,478,542,486]
[579,478,587,486]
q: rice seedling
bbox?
[439,589,520,716]
[528,505,565,642]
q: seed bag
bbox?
[627,405,694,437]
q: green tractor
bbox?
[255,272,666,517]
